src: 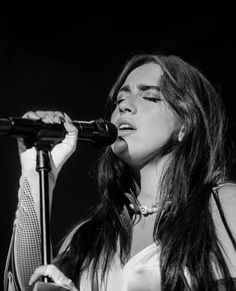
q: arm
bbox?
[4,111,78,291]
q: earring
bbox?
[178,127,185,142]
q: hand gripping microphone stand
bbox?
[1,116,117,290]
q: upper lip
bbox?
[116,118,136,130]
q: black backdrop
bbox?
[1,4,236,287]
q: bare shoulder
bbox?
[216,182,236,196]
[211,182,236,277]
[211,182,236,224]
[213,183,236,213]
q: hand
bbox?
[18,111,78,179]
[29,264,78,291]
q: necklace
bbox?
[129,201,170,217]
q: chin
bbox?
[111,138,156,168]
[111,137,128,156]
[113,151,145,170]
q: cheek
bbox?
[137,112,177,151]
[148,110,176,135]
[110,109,117,123]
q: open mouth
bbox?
[116,119,136,136]
[118,124,135,130]
[118,125,136,138]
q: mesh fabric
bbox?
[13,177,42,291]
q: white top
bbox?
[59,182,236,290]
[80,242,161,291]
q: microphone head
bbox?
[93,118,117,147]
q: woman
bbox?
[5,54,236,290]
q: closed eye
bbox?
[113,99,124,106]
[143,97,162,103]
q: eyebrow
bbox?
[118,84,161,93]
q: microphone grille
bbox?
[93,118,117,147]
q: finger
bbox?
[36,111,54,124]
[53,111,65,119]
[38,111,65,124]
[52,111,65,124]
[63,112,78,134]
[29,265,47,286]
[63,112,72,123]
[43,265,77,290]
[35,111,49,118]
[22,111,41,120]
[35,111,56,122]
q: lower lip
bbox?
[118,129,135,136]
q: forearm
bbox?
[14,175,42,291]
[4,110,77,291]
[6,173,55,291]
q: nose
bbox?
[118,96,137,114]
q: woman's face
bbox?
[111,63,178,169]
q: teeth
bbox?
[119,124,133,130]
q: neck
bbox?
[132,155,170,206]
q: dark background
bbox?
[0,4,235,287]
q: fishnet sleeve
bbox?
[4,177,41,291]
[12,176,42,291]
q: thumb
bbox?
[51,131,78,173]
[50,113,78,174]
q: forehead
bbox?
[124,63,163,86]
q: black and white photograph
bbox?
[1,4,236,291]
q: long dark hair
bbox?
[55,54,234,290]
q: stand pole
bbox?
[36,145,52,283]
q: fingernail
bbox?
[63,112,70,120]
[60,116,65,123]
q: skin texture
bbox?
[110,63,182,257]
[111,63,179,206]
[111,63,178,171]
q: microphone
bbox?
[0,117,118,147]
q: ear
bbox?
[178,125,185,142]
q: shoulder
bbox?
[212,182,236,220]
[210,182,236,277]
[214,182,236,198]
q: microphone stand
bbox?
[0,116,118,291]
[35,141,52,283]
[33,138,70,291]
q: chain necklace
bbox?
[129,200,171,217]
[126,188,171,217]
